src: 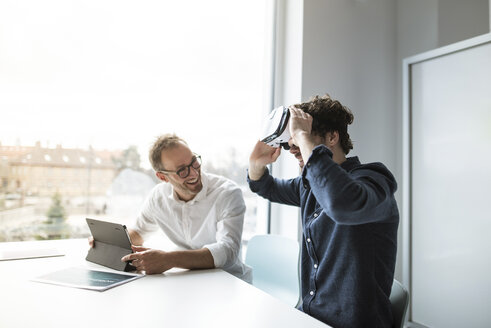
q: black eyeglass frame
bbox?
[158,155,202,179]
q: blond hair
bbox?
[149,134,188,171]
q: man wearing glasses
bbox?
[121,134,251,282]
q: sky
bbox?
[0,0,270,168]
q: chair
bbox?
[389,279,409,328]
[245,234,300,307]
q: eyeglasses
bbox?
[158,155,202,179]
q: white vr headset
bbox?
[261,106,291,150]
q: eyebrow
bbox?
[176,156,196,170]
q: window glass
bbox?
[0,0,269,245]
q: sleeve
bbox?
[203,187,246,268]
[303,145,397,225]
[128,194,160,240]
[247,167,302,207]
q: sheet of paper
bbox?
[32,267,143,291]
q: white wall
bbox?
[395,0,490,202]
[302,0,397,166]
[273,0,490,283]
[438,0,489,47]
[395,0,490,285]
[301,0,398,187]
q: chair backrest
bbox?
[389,279,409,328]
[245,234,300,307]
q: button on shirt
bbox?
[131,171,252,283]
[248,145,399,328]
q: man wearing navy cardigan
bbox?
[248,94,399,328]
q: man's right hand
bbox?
[248,140,281,181]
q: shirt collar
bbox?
[341,156,361,172]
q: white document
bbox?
[32,267,143,291]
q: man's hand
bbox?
[289,107,316,164]
[248,140,281,180]
[289,107,313,145]
[121,246,173,275]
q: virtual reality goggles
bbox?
[261,106,291,150]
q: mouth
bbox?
[292,153,304,166]
[185,177,200,185]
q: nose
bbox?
[188,165,200,178]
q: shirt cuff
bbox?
[203,243,228,268]
[301,145,333,185]
[247,167,270,191]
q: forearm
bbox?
[294,131,316,164]
[128,229,144,246]
[305,146,396,224]
[248,163,267,181]
[168,248,215,270]
[248,168,301,206]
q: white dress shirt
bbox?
[130,171,252,282]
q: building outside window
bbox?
[0,0,271,246]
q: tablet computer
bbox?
[85,218,136,272]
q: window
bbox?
[0,0,271,244]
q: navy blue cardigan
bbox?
[248,145,399,328]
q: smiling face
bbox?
[156,142,203,201]
[288,141,305,168]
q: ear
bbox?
[326,131,339,147]
[156,172,169,182]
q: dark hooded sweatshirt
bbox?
[248,145,399,328]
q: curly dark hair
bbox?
[294,94,354,154]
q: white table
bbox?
[0,239,329,328]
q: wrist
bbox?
[164,251,179,268]
[248,164,266,181]
[293,131,312,143]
